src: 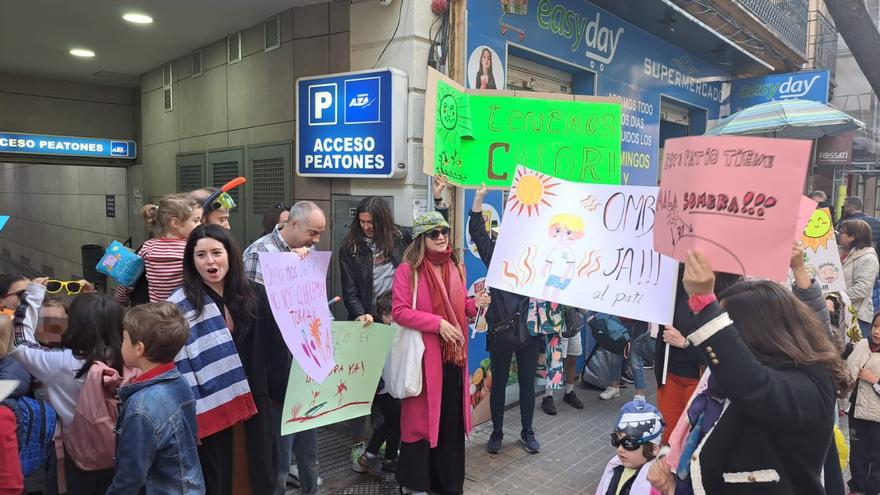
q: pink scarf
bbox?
[422,247,467,366]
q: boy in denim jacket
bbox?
[107,302,204,494]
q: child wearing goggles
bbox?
[595,400,665,495]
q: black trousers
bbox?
[198,427,233,495]
[64,448,113,495]
[489,335,542,434]
[366,393,400,460]
[849,416,880,495]
[396,364,465,494]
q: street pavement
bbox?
[309,377,657,495]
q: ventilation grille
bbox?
[163,87,173,112]
[252,157,285,212]
[264,16,281,52]
[42,265,54,278]
[191,50,203,77]
[162,63,173,86]
[20,255,30,268]
[227,32,242,64]
[213,161,241,203]
[177,163,203,192]
[1,248,10,259]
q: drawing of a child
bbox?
[542,213,584,301]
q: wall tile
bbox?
[293,3,329,39]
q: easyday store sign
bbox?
[0,132,136,159]
[296,68,407,178]
[730,69,830,112]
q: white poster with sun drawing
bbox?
[799,208,846,293]
[485,165,678,325]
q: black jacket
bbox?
[339,207,448,320]
[339,229,410,320]
[687,303,836,495]
[655,269,705,383]
[468,211,531,350]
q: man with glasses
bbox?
[242,201,326,495]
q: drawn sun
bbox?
[435,82,471,147]
[507,168,559,217]
[802,209,834,251]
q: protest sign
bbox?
[281,321,395,435]
[259,251,335,384]
[801,208,846,293]
[485,165,678,324]
[654,135,812,280]
[423,68,621,188]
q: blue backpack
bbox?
[14,396,57,477]
[588,313,630,354]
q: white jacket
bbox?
[594,455,656,495]
[847,339,880,422]
[842,247,879,323]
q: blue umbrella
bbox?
[706,99,863,139]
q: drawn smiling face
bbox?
[805,210,832,239]
[439,94,458,130]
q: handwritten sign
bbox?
[654,136,812,280]
[485,165,677,324]
[801,208,846,293]
[423,68,621,188]
[281,321,395,434]
[259,251,335,383]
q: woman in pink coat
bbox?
[392,211,490,495]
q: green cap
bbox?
[412,211,450,238]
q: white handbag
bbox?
[383,272,425,399]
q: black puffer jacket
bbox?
[468,211,530,350]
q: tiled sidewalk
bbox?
[317,378,656,495]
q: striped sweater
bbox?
[168,287,256,439]
[114,237,187,304]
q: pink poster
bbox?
[654,136,812,280]
[258,251,335,383]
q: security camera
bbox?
[378,0,393,6]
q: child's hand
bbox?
[790,242,806,269]
[33,277,49,286]
[474,290,491,309]
[859,367,879,385]
[78,279,96,293]
[356,314,374,327]
[647,460,675,495]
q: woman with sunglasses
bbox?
[9,279,129,495]
[0,274,29,317]
[170,224,289,495]
[391,211,490,495]
[262,202,290,236]
[647,251,851,495]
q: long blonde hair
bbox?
[403,235,464,284]
[141,193,201,235]
[0,316,12,358]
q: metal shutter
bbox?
[506,55,573,94]
[176,153,206,192]
[245,142,292,245]
[207,148,245,240]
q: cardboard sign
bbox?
[654,136,812,280]
[423,68,621,188]
[281,322,395,434]
[801,208,846,293]
[259,251,335,383]
[485,166,677,324]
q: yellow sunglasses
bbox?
[45,280,84,295]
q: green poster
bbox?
[426,70,621,188]
[280,321,396,435]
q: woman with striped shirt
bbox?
[114,193,202,304]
